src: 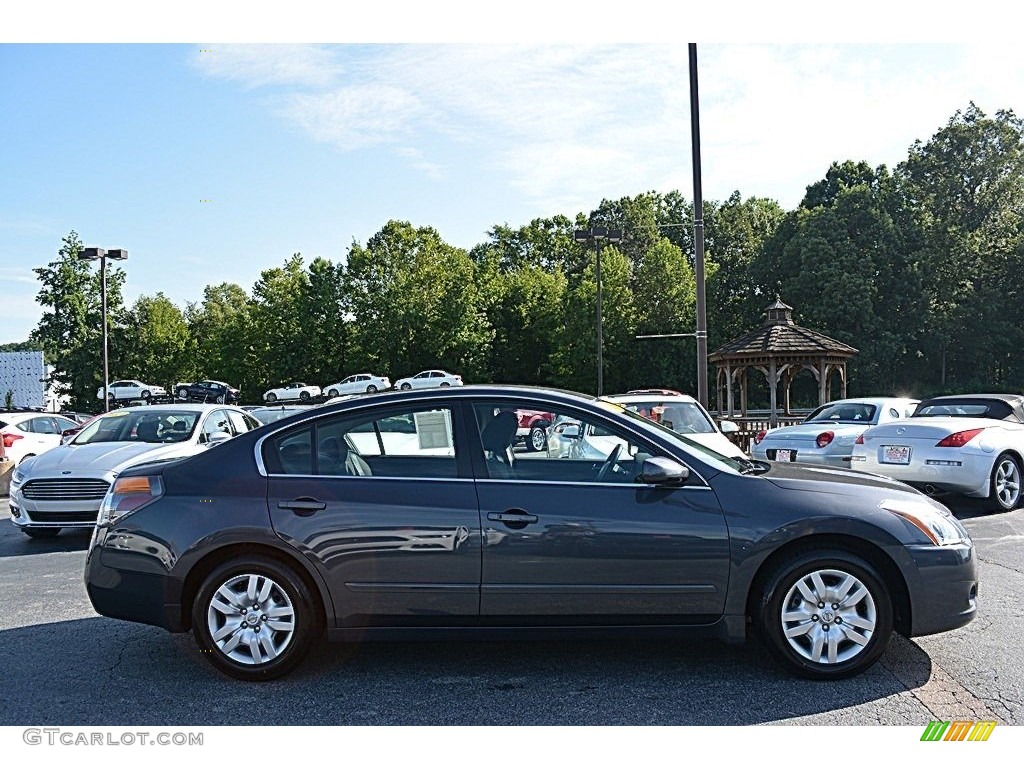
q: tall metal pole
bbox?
[595,238,604,397]
[689,43,709,408]
[101,254,110,412]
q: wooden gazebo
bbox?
[709,299,858,427]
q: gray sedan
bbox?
[84,386,976,682]
[752,398,919,467]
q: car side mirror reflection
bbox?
[719,420,739,434]
[207,431,232,444]
[556,424,581,439]
[640,457,690,486]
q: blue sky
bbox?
[2,40,1023,343]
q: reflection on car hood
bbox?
[764,461,915,493]
[22,441,202,478]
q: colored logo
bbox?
[921,720,996,741]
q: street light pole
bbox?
[80,247,128,411]
[574,226,622,396]
[689,42,709,408]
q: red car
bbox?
[516,409,554,452]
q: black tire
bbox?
[989,452,1022,512]
[366,384,378,393]
[141,390,151,400]
[299,391,311,401]
[754,549,893,680]
[215,394,226,404]
[440,382,451,387]
[526,425,547,452]
[23,527,60,539]
[265,393,277,403]
[400,383,412,391]
[326,389,339,398]
[177,388,190,399]
[191,555,323,681]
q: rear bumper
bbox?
[853,452,991,497]
[84,538,185,631]
[903,542,978,636]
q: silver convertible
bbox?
[851,394,1024,512]
[752,398,919,467]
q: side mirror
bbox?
[555,423,581,439]
[639,457,691,486]
[207,430,232,444]
[719,420,739,434]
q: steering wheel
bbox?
[596,444,623,482]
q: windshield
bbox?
[73,410,200,444]
[602,400,749,474]
[805,402,878,424]
[616,399,716,434]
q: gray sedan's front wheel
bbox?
[192,556,322,681]
[755,550,893,680]
[990,453,1022,512]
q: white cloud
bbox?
[0,267,38,286]
[193,43,1024,212]
[190,44,345,88]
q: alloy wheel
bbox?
[994,457,1021,509]
[206,573,296,666]
[779,568,876,665]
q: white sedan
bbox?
[394,370,463,390]
[96,379,167,401]
[1,412,81,466]
[263,382,322,403]
[851,394,1024,512]
[323,373,391,397]
[752,397,920,467]
[9,404,260,538]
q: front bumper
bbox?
[903,542,978,636]
[9,490,102,529]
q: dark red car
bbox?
[516,409,554,452]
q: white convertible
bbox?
[851,393,1024,512]
[263,382,322,403]
[323,373,391,397]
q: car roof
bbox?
[102,403,235,415]
[920,393,1023,405]
[816,397,919,407]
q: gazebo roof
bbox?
[709,299,858,362]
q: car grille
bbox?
[21,478,110,501]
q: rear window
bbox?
[805,402,878,424]
[914,400,1014,420]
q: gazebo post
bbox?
[769,358,778,428]
[725,362,734,416]
[840,364,848,398]
[740,369,748,417]
[818,359,827,406]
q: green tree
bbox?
[249,255,312,389]
[30,231,127,410]
[186,282,256,400]
[122,293,197,389]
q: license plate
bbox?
[776,449,795,462]
[881,445,911,464]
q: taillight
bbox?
[754,430,766,445]
[854,433,865,445]
[816,431,834,449]
[936,428,985,448]
[2,432,24,448]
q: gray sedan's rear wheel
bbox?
[192,555,322,681]
[990,453,1022,512]
[755,550,893,679]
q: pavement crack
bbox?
[976,555,1024,578]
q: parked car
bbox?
[9,404,260,538]
[394,370,463,390]
[249,405,314,425]
[323,374,391,397]
[604,391,746,459]
[516,409,555,452]
[175,380,241,404]
[263,382,322,403]
[83,385,975,682]
[752,398,920,467]
[0,412,81,466]
[852,393,1024,512]
[96,379,166,402]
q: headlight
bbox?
[10,468,26,488]
[879,498,968,546]
[97,475,163,526]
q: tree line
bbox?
[23,104,1024,411]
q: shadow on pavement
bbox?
[0,616,933,726]
[0,523,91,558]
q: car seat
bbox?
[136,418,160,442]
[480,411,518,479]
[318,435,371,477]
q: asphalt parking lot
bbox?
[0,496,1020,726]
